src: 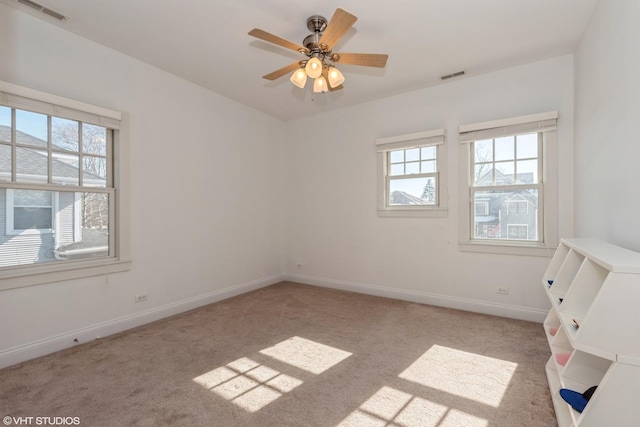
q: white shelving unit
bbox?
[541,238,640,427]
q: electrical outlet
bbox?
[135,294,148,303]
[496,287,509,295]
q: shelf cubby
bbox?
[550,326,572,360]
[561,350,611,388]
[559,259,607,319]
[549,248,585,298]
[543,309,561,343]
[541,238,640,426]
[543,242,571,284]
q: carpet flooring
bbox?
[0,282,556,426]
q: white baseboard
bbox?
[0,274,285,370]
[285,273,548,323]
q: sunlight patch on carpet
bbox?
[399,345,517,407]
[259,336,352,374]
[193,357,303,413]
[193,336,350,413]
[338,386,488,427]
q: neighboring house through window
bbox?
[458,111,559,255]
[507,199,528,215]
[0,81,130,290]
[508,224,529,240]
[376,129,447,217]
[6,189,54,234]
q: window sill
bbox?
[459,241,557,257]
[378,208,448,218]
[0,258,132,291]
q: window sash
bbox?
[385,144,440,208]
[386,172,439,207]
[468,127,543,243]
[471,133,542,187]
[0,109,113,189]
[2,183,115,261]
[469,184,543,243]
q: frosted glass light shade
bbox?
[305,57,323,78]
[313,76,328,93]
[327,67,345,87]
[290,69,307,88]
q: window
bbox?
[471,132,541,241]
[0,80,130,289]
[458,112,558,255]
[507,224,529,239]
[507,200,528,215]
[475,201,489,216]
[376,129,447,217]
[7,189,54,234]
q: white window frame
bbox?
[458,111,558,256]
[376,129,447,218]
[0,80,131,290]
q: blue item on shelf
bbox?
[560,385,597,413]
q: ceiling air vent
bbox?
[441,71,465,80]
[18,0,67,21]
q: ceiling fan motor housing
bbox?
[306,15,327,33]
[303,15,329,57]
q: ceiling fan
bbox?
[248,8,388,93]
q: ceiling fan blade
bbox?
[249,28,306,53]
[318,8,357,50]
[333,53,388,68]
[262,62,301,80]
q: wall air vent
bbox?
[18,0,67,21]
[441,71,466,80]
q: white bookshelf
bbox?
[541,238,640,426]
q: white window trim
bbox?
[458,112,558,256]
[0,81,131,290]
[376,129,448,218]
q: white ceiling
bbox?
[2,0,597,121]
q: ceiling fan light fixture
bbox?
[248,8,388,94]
[290,68,308,88]
[305,57,323,79]
[328,67,345,87]
[313,76,328,93]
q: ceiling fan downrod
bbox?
[301,15,331,60]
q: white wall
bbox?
[0,3,285,367]
[0,2,582,368]
[285,55,575,320]
[574,0,640,252]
